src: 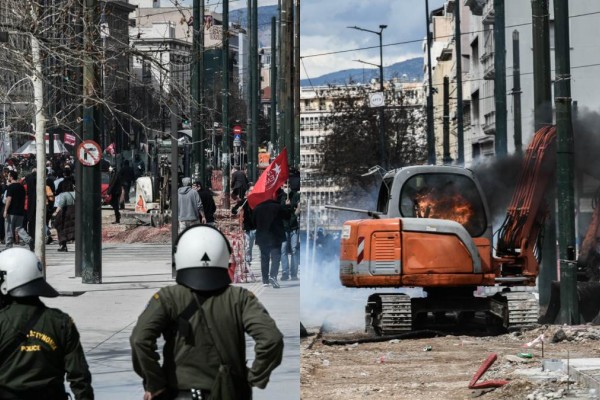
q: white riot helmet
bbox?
[174,225,232,291]
[0,248,59,297]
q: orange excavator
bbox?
[332,126,559,334]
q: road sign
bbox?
[77,140,102,167]
[233,136,241,147]
[232,125,242,135]
[369,92,385,108]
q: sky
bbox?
[301,0,445,80]
[175,0,446,79]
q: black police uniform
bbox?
[0,298,94,400]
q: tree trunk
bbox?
[31,34,47,269]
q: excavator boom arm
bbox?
[496,125,557,276]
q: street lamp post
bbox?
[349,24,387,170]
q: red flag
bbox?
[105,142,116,156]
[247,148,289,209]
[63,133,76,146]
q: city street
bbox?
[43,242,299,400]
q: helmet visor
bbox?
[176,267,231,291]
[9,277,59,298]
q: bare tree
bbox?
[0,0,259,260]
[319,84,427,193]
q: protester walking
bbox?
[52,179,75,252]
[119,160,135,208]
[247,149,290,289]
[3,170,32,250]
[252,196,290,289]
[0,248,94,399]
[231,165,249,200]
[280,182,301,281]
[232,183,256,270]
[107,166,122,224]
[130,225,284,400]
[194,179,216,226]
[178,177,205,234]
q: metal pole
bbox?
[454,1,464,164]
[293,0,301,168]
[270,16,278,156]
[199,1,206,184]
[493,0,507,156]
[378,28,385,170]
[512,30,522,154]
[277,0,284,152]
[74,7,84,278]
[532,0,556,308]
[246,0,254,176]
[251,0,258,180]
[443,76,451,164]
[532,0,552,131]
[192,0,201,180]
[171,101,179,279]
[282,0,293,163]
[425,0,435,164]
[222,0,230,208]
[81,0,102,284]
[554,0,578,325]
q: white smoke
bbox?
[300,250,371,331]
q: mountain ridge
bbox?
[301,57,423,87]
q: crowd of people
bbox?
[230,166,301,289]
[0,153,145,252]
[0,155,77,252]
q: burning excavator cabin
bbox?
[377,171,488,237]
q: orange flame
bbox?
[414,189,475,226]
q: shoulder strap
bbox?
[0,306,45,367]
[175,292,228,365]
[193,293,230,366]
[176,296,206,346]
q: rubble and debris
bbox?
[302,324,600,399]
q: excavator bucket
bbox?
[539,281,600,324]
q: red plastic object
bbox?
[468,353,509,389]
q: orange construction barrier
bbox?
[135,194,147,213]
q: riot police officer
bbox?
[130,225,284,400]
[0,248,94,400]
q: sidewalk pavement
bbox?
[43,242,299,400]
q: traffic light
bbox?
[181,114,190,129]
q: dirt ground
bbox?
[301,325,600,400]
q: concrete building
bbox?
[457,0,600,162]
[300,81,425,231]
[130,5,246,133]
[299,86,341,231]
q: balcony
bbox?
[464,0,485,16]
[480,50,495,80]
[438,45,453,61]
[482,0,494,25]
[482,111,496,135]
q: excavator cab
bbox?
[376,166,492,239]
[398,173,487,237]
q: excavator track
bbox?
[365,294,412,336]
[495,291,540,330]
